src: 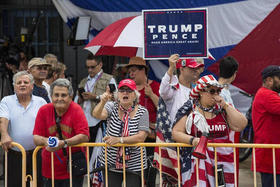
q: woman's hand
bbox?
[103,136,121,146]
[192,137,200,147]
[101,87,113,103]
[213,95,227,109]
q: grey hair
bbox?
[44,53,57,59]
[50,78,73,97]
[114,89,141,105]
[13,71,34,85]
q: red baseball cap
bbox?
[176,59,204,69]
[118,79,137,91]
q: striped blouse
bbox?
[99,102,149,171]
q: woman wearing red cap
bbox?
[172,75,247,187]
[92,79,149,187]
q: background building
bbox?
[0,0,127,93]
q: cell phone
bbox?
[78,88,85,99]
[215,165,225,187]
[78,87,85,95]
[109,84,116,93]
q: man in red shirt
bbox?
[126,57,160,141]
[33,78,89,186]
[126,57,160,186]
[252,65,280,187]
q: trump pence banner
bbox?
[143,9,208,60]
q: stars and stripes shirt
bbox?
[98,102,149,171]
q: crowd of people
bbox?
[0,50,279,187]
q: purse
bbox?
[54,109,87,177]
[68,151,87,176]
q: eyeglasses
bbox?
[36,66,48,70]
[86,64,99,69]
[119,88,134,93]
[203,88,221,95]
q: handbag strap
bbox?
[54,108,67,157]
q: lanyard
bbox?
[85,72,103,92]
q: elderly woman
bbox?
[172,75,247,187]
[92,79,149,187]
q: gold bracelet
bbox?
[223,103,229,110]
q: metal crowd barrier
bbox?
[0,142,27,187]
[1,142,279,187]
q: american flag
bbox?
[92,159,104,187]
[181,143,235,187]
[174,102,235,187]
[154,97,193,185]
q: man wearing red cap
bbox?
[154,54,203,185]
[160,54,204,122]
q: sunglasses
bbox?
[36,66,48,70]
[203,88,221,95]
[119,88,134,93]
[86,64,99,69]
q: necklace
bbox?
[195,100,215,113]
[195,100,223,115]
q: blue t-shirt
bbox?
[33,84,50,103]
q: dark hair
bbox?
[46,62,67,79]
[128,65,148,76]
[86,53,102,64]
[219,56,239,78]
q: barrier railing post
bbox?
[196,158,199,187]
[140,146,144,187]
[32,146,41,187]
[122,145,126,187]
[86,146,90,187]
[51,152,54,187]
[159,146,162,187]
[253,147,257,187]
[177,146,181,187]
[5,151,7,187]
[234,147,237,187]
[273,148,276,187]
[69,147,72,187]
[214,147,218,187]
[105,145,108,187]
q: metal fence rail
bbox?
[1,142,280,187]
[0,142,27,187]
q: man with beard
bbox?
[28,58,51,103]
[252,65,280,187]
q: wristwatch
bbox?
[63,140,68,148]
[120,137,124,144]
[96,95,100,101]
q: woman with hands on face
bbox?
[92,79,149,187]
[172,75,247,186]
